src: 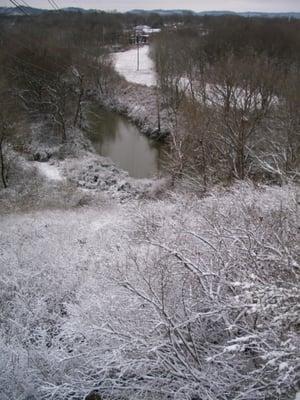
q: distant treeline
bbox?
[203,16,300,64]
[1,11,299,58]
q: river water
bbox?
[86,106,166,179]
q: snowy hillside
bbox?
[1,182,299,399]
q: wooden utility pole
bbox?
[136,31,140,71]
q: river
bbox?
[86,106,166,179]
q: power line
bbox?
[53,0,61,10]
[8,0,30,16]
[5,0,67,74]
[48,0,60,11]
[3,0,104,78]
[18,0,33,9]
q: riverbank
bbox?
[98,80,170,138]
[0,113,170,214]
[93,46,171,139]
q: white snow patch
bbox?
[279,362,289,372]
[224,344,242,352]
[35,162,63,181]
[113,46,157,87]
[228,335,258,343]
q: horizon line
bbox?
[1,6,299,13]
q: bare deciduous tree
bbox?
[206,54,279,180]
[0,96,15,188]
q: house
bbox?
[133,25,161,44]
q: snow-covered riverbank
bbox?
[113,45,156,87]
[0,119,169,214]
[97,45,170,139]
[99,81,170,138]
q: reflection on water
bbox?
[87,106,165,179]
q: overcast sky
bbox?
[1,0,299,12]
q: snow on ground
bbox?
[113,48,278,110]
[1,182,299,400]
[35,162,63,181]
[113,46,157,87]
[1,183,298,399]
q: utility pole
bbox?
[136,31,140,71]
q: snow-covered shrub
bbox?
[0,184,299,399]
[93,183,299,400]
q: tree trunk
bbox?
[74,76,84,128]
[156,90,161,133]
[0,138,7,188]
[237,143,245,180]
[237,123,246,179]
[61,122,67,143]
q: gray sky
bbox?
[1,0,300,12]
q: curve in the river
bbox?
[87,106,165,179]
